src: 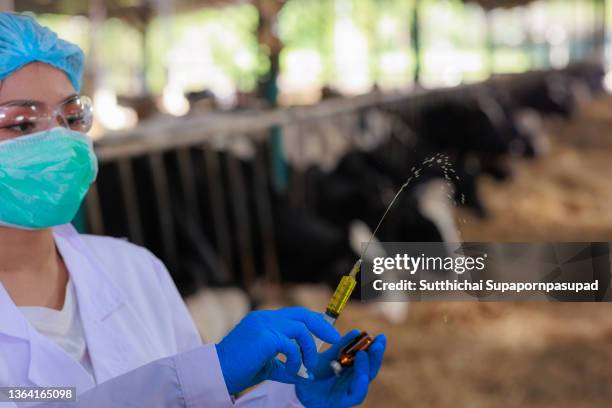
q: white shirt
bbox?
[18,280,95,381]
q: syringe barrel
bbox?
[326,275,357,317]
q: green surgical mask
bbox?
[0,127,98,229]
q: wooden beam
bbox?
[0,0,14,12]
[93,64,586,162]
[464,0,539,10]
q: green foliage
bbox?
[32,0,602,96]
[36,13,90,53]
[97,18,144,94]
[278,0,335,50]
[146,4,266,93]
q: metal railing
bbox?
[84,62,595,295]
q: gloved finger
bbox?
[341,351,370,407]
[275,334,305,377]
[319,329,361,362]
[367,334,387,380]
[277,320,318,370]
[264,358,315,385]
[276,307,341,344]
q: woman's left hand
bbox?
[295,330,387,408]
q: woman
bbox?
[0,12,386,408]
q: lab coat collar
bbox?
[52,224,137,385]
[0,223,125,340]
[0,224,128,389]
[0,282,90,389]
[52,224,126,321]
[26,323,95,390]
[0,283,29,339]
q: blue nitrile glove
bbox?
[295,329,387,408]
[215,307,341,395]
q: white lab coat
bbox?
[0,224,301,407]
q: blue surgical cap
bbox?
[0,12,85,92]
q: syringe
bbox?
[296,173,412,378]
[296,259,361,378]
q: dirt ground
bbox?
[335,96,612,408]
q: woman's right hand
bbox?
[215,307,341,395]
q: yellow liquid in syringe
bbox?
[325,260,361,317]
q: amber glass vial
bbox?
[330,331,374,375]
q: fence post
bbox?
[485,10,495,76]
[411,0,422,84]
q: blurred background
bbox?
[7,0,612,406]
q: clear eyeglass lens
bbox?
[0,96,94,139]
[59,96,93,133]
[0,105,50,138]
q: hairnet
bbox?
[0,12,85,92]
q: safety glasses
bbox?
[0,95,93,139]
